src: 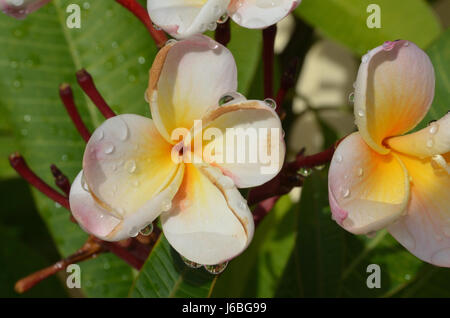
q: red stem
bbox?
[115,0,167,48]
[288,144,337,171]
[275,58,299,117]
[253,196,281,226]
[9,153,70,210]
[76,69,116,119]
[59,83,91,143]
[50,164,71,197]
[15,238,104,294]
[101,241,144,270]
[263,25,277,99]
[215,19,231,47]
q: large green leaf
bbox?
[295,0,442,56]
[415,28,450,131]
[129,235,216,298]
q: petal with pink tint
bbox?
[328,133,410,234]
[387,113,450,159]
[388,153,450,267]
[228,0,300,29]
[147,35,238,143]
[147,0,230,39]
[354,40,435,154]
[0,0,51,19]
[161,163,254,265]
[197,99,285,188]
[83,114,180,220]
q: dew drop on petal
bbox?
[428,121,439,135]
[181,255,202,269]
[426,138,434,148]
[218,92,245,106]
[348,92,355,104]
[139,223,154,236]
[204,262,228,275]
[104,143,115,154]
[161,199,172,212]
[217,13,229,24]
[125,160,136,174]
[96,129,104,141]
[335,154,343,163]
[128,226,139,237]
[342,188,350,199]
[357,109,365,117]
[358,167,364,177]
[264,98,277,109]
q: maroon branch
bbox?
[275,58,299,118]
[15,237,104,294]
[50,164,71,197]
[76,69,116,119]
[9,153,70,210]
[115,0,168,48]
[59,83,91,143]
[253,196,281,227]
[215,19,231,47]
[263,25,277,99]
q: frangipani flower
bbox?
[0,0,50,19]
[147,0,301,39]
[328,40,450,267]
[69,35,285,265]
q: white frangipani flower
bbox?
[0,0,50,19]
[147,0,302,39]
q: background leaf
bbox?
[295,0,442,56]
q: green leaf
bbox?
[0,0,161,296]
[295,0,442,56]
[212,196,297,297]
[129,235,216,298]
[415,28,450,131]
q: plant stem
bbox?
[15,237,104,294]
[253,196,281,226]
[50,164,71,196]
[263,25,277,99]
[59,83,91,143]
[115,0,167,48]
[76,69,116,119]
[215,19,231,47]
[275,57,299,117]
[9,153,70,210]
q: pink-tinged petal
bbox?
[83,114,180,220]
[147,35,238,143]
[70,167,184,242]
[147,0,230,39]
[0,0,50,19]
[354,40,435,154]
[196,100,285,188]
[161,163,254,265]
[70,171,121,241]
[387,113,450,159]
[328,133,410,234]
[228,0,300,29]
[388,153,450,267]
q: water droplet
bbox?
[204,262,228,275]
[404,274,411,281]
[335,154,343,163]
[128,226,139,237]
[104,143,115,154]
[125,160,136,174]
[357,167,364,177]
[165,39,178,46]
[81,173,90,192]
[61,154,68,161]
[217,14,229,24]
[207,22,217,31]
[208,39,219,50]
[219,175,234,189]
[161,199,172,212]
[348,92,355,104]
[264,98,277,109]
[55,202,62,209]
[428,121,439,135]
[431,154,448,173]
[103,262,111,270]
[357,109,365,117]
[23,114,31,122]
[218,92,245,106]
[138,56,146,64]
[238,199,247,210]
[314,164,326,171]
[256,0,278,8]
[342,188,350,198]
[181,255,202,269]
[83,2,90,10]
[118,121,129,141]
[111,41,118,49]
[139,224,154,236]
[426,138,434,148]
[404,41,409,47]
[298,167,312,177]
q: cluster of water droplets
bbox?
[181,255,228,275]
[426,120,440,149]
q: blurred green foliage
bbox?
[0,0,448,298]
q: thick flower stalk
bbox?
[70,35,285,266]
[328,40,450,267]
[0,0,50,19]
[147,0,301,39]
